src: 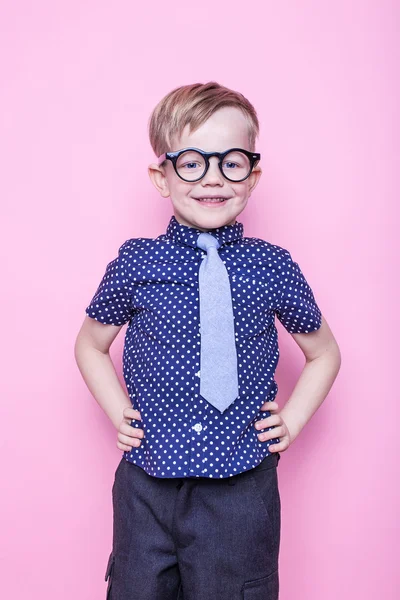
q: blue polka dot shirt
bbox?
[85,215,322,479]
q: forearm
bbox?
[75,342,132,430]
[279,346,341,443]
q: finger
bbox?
[119,424,145,441]
[268,442,286,452]
[268,445,279,452]
[118,432,143,447]
[119,420,144,436]
[117,440,134,451]
[256,425,285,441]
[255,415,281,430]
[123,407,142,421]
[260,401,279,411]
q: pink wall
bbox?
[1,1,398,598]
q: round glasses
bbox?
[157,147,261,183]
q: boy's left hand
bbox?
[255,400,291,453]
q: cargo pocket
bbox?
[104,550,115,599]
[242,568,279,599]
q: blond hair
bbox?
[148,81,259,158]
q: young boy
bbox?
[75,81,341,600]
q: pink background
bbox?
[1,1,398,598]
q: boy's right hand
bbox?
[116,407,144,451]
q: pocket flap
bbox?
[242,568,279,598]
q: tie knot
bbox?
[196,232,220,252]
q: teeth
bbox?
[198,198,226,202]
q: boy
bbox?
[75,81,341,600]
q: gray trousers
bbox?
[105,451,281,600]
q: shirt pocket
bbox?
[131,280,199,338]
[230,272,275,340]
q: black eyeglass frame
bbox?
[157,147,261,183]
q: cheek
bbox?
[231,183,250,200]
[165,173,189,195]
[169,181,195,203]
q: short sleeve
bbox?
[85,240,134,326]
[275,252,322,333]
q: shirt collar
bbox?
[165,215,244,250]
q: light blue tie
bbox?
[196,232,239,413]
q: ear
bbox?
[247,165,262,195]
[148,163,170,198]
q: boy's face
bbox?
[148,106,262,232]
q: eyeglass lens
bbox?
[175,150,252,181]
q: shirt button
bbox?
[193,423,203,432]
[196,370,201,377]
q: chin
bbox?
[194,213,235,226]
[174,201,242,229]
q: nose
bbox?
[201,156,224,185]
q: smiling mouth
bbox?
[194,197,229,204]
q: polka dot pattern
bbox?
[85,215,322,479]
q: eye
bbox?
[223,161,239,169]
[182,162,201,169]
